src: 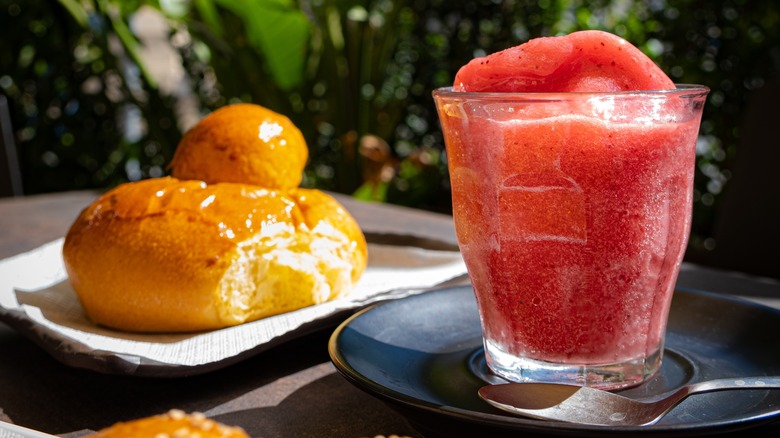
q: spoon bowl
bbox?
[479,376,780,426]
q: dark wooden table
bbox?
[1,190,779,437]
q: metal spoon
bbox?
[479,376,780,426]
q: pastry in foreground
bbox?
[87,409,249,438]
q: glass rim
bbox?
[432,84,710,99]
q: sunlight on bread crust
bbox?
[63,179,367,333]
[169,103,308,190]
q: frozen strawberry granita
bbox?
[433,31,708,389]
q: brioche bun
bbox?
[87,409,249,438]
[63,177,367,332]
[169,103,308,190]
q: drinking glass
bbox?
[433,85,709,389]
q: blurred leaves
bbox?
[1,0,778,258]
[210,0,310,90]
[1,0,178,192]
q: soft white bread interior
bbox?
[62,177,368,332]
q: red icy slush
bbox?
[434,31,708,388]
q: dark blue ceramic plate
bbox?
[329,286,780,437]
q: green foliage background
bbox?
[1,0,778,263]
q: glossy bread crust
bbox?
[169,103,309,190]
[63,177,367,332]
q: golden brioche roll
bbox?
[87,409,249,438]
[62,177,367,332]
[169,103,308,190]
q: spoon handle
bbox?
[640,376,780,426]
[688,376,780,393]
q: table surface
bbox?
[1,190,779,438]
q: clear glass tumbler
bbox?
[433,85,709,389]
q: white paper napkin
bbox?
[0,239,467,373]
